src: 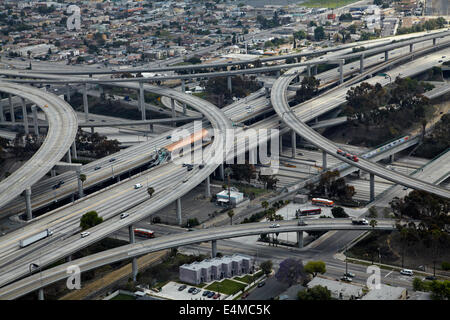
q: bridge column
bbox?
[339,59,344,84]
[389,154,395,163]
[128,225,138,282]
[83,83,89,122]
[219,163,225,180]
[66,255,72,262]
[211,240,217,258]
[227,76,232,93]
[0,103,4,123]
[181,79,187,115]
[171,98,176,127]
[307,65,311,77]
[38,288,44,301]
[384,50,389,61]
[265,86,270,98]
[71,141,77,159]
[76,168,84,198]
[279,131,283,153]
[291,130,296,158]
[8,94,15,123]
[370,173,375,202]
[66,148,72,163]
[297,231,304,248]
[24,188,32,221]
[51,169,56,177]
[98,85,103,96]
[31,105,39,135]
[276,70,281,77]
[313,65,317,76]
[139,81,146,121]
[433,38,436,46]
[21,97,29,134]
[176,198,182,226]
[360,54,364,74]
[205,176,211,198]
[66,84,71,102]
[322,151,327,171]
[409,44,413,53]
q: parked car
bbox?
[178,284,187,291]
[192,288,200,295]
[257,281,266,288]
[400,269,414,276]
[241,292,249,299]
[207,291,215,298]
[343,272,355,278]
[202,290,210,297]
[188,287,195,293]
[213,293,221,299]
[341,276,353,282]
[424,275,437,281]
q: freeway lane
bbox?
[0,218,397,300]
[0,82,78,210]
[271,44,450,200]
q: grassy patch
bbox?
[299,0,360,8]
[205,279,247,295]
[234,274,254,284]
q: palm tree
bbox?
[224,167,233,208]
[261,201,269,212]
[147,187,155,198]
[79,174,86,184]
[227,209,235,225]
[369,219,378,229]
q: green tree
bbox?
[227,209,235,225]
[304,261,326,277]
[369,219,378,229]
[80,211,103,231]
[331,207,348,218]
[367,206,378,218]
[296,76,320,103]
[79,173,86,184]
[314,26,325,41]
[147,187,155,198]
[298,285,333,300]
[260,260,273,275]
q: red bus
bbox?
[311,198,334,207]
[134,228,155,238]
[296,208,322,217]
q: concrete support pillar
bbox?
[8,94,15,123]
[291,130,296,158]
[360,54,364,74]
[313,65,317,76]
[83,83,89,122]
[211,240,217,258]
[370,173,375,202]
[389,154,395,163]
[265,87,270,98]
[384,50,389,61]
[227,76,232,93]
[71,141,77,159]
[181,79,187,115]
[409,43,413,53]
[24,188,32,221]
[139,82,145,121]
[21,97,29,134]
[128,225,138,282]
[76,169,84,198]
[66,255,72,262]
[0,104,4,123]
[315,117,319,124]
[38,288,44,301]
[171,98,176,127]
[322,151,327,171]
[66,149,72,164]
[98,85,103,96]
[176,198,182,226]
[205,176,211,198]
[297,231,304,248]
[31,105,39,135]
[339,59,344,84]
[279,131,283,153]
[433,38,436,46]
[276,70,281,77]
[90,127,94,134]
[50,169,56,177]
[220,163,225,180]
[307,65,311,77]
[66,84,71,102]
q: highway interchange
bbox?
[0,28,449,299]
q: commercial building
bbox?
[216,190,244,206]
[307,276,364,300]
[179,254,254,285]
[361,284,407,300]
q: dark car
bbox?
[425,276,437,281]
[166,135,172,139]
[109,158,116,162]
[188,287,195,293]
[207,291,215,298]
[199,164,205,169]
[187,165,193,171]
[94,166,101,170]
[59,180,65,185]
[241,292,249,299]
[178,284,187,291]
[202,290,210,297]
[213,293,221,299]
[257,281,265,288]
[343,272,355,278]
[52,184,60,190]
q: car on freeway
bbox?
[166,135,172,139]
[120,213,129,219]
[257,281,266,288]
[336,149,345,156]
[199,164,205,169]
[188,287,195,293]
[424,275,437,281]
[403,186,408,190]
[400,269,414,276]
[182,178,189,183]
[202,290,210,297]
[341,276,353,282]
[270,223,280,228]
[213,293,221,299]
[187,165,193,171]
[207,291,215,298]
[80,231,90,238]
[59,180,65,185]
[134,183,143,189]
[94,166,101,170]
[109,158,116,162]
[52,184,60,190]
[343,272,355,278]
[178,284,187,291]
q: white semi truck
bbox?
[20,229,53,248]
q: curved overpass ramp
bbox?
[0,218,397,300]
[0,82,78,210]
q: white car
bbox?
[120,213,129,219]
[134,183,142,189]
[80,231,90,238]
[270,223,280,228]
[400,269,414,276]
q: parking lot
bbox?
[150,281,228,300]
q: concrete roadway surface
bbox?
[271,44,450,200]
[0,82,78,210]
[0,218,399,299]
